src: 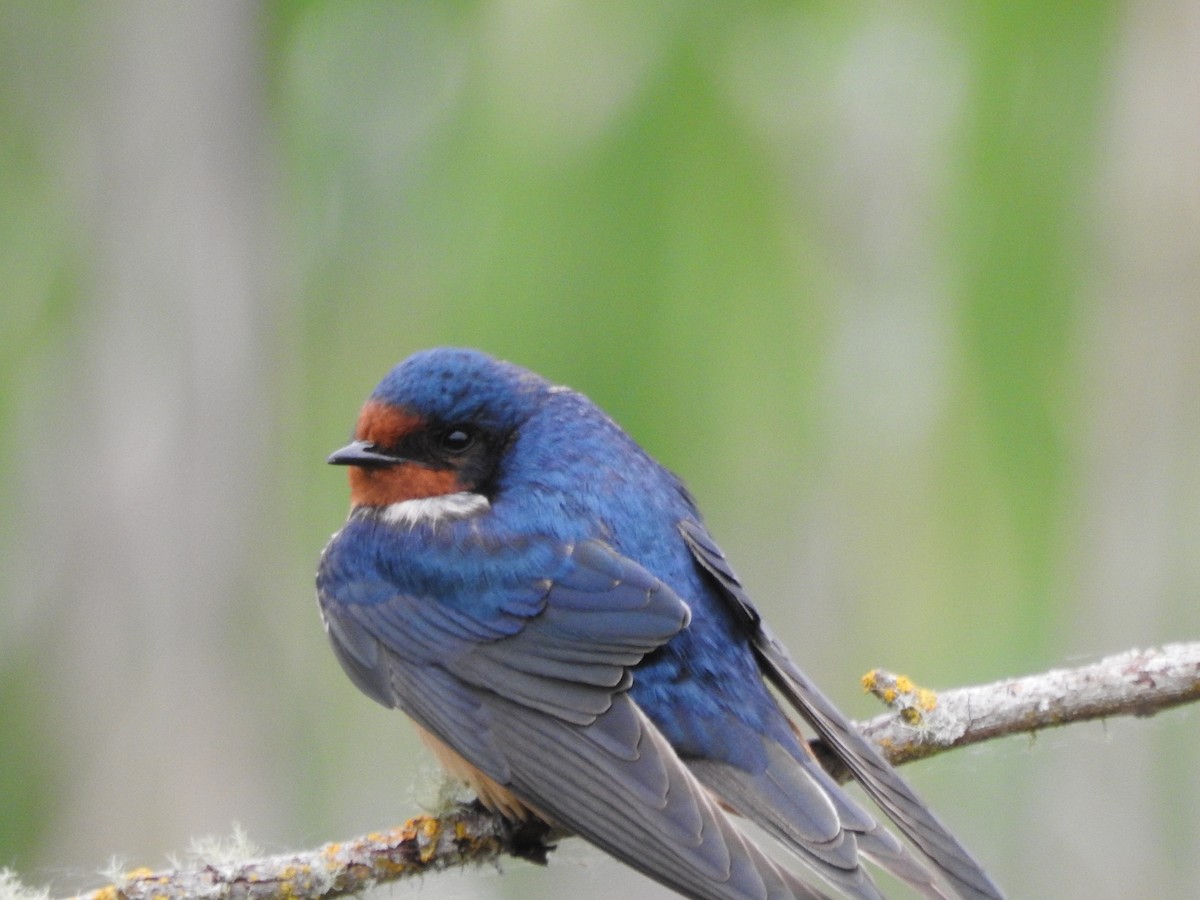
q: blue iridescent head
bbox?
[327,348,549,508]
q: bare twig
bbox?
[44,642,1200,900]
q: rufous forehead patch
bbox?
[355,400,422,448]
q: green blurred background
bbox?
[3,2,1199,897]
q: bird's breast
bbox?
[414,723,546,823]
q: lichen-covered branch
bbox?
[35,642,1200,900]
[53,807,552,900]
[853,642,1200,766]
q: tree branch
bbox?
[44,642,1200,900]
[854,641,1200,765]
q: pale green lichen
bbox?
[0,869,51,900]
[185,823,263,867]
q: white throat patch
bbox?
[378,491,491,527]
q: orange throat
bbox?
[347,462,460,508]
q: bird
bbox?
[316,347,1004,900]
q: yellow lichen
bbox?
[371,850,410,879]
[276,863,319,900]
[417,818,441,863]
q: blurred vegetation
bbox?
[2,2,1198,898]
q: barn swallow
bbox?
[317,347,1003,899]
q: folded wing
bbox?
[320,536,835,900]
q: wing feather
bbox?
[491,692,833,900]
[320,534,832,899]
[680,519,1004,900]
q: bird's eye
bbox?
[438,427,475,454]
